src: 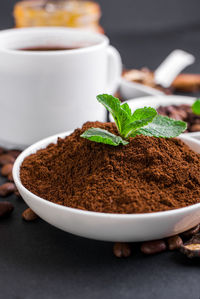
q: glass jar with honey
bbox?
[14,0,104,33]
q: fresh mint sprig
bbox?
[96,94,157,138]
[192,99,200,115]
[81,94,187,146]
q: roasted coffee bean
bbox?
[167,235,183,250]
[0,154,15,166]
[0,182,16,197]
[170,110,187,121]
[176,110,187,120]
[7,150,21,159]
[113,242,131,258]
[141,240,167,255]
[0,201,14,218]
[172,74,200,93]
[156,106,166,115]
[7,172,14,182]
[170,112,183,121]
[1,163,13,176]
[22,208,38,221]
[181,224,200,239]
[194,118,200,124]
[166,105,176,114]
[14,190,21,197]
[190,124,200,132]
[179,104,192,112]
[180,233,200,258]
[0,147,4,155]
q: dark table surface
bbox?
[1,27,200,299]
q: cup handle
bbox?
[106,46,122,94]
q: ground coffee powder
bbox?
[20,121,200,214]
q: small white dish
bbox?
[119,78,164,100]
[13,131,200,242]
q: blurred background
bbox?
[1,0,200,70]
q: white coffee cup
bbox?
[0,27,122,149]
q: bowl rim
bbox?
[13,130,200,219]
[122,94,196,103]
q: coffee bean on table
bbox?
[167,235,183,250]
[22,208,38,221]
[0,201,14,218]
[140,240,167,255]
[113,242,131,258]
[14,190,21,198]
[7,172,14,182]
[0,154,15,166]
[0,182,16,197]
[181,224,200,239]
[7,150,21,159]
[1,163,13,176]
[180,233,200,258]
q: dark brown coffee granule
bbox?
[20,122,200,214]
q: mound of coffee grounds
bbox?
[20,121,200,214]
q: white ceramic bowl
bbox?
[13,131,200,242]
[185,132,200,141]
[119,78,164,100]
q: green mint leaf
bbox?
[122,107,157,138]
[132,115,187,138]
[192,99,200,115]
[96,94,122,131]
[80,128,129,146]
[131,107,157,122]
[96,94,131,134]
[120,102,132,116]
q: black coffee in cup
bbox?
[19,45,91,51]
